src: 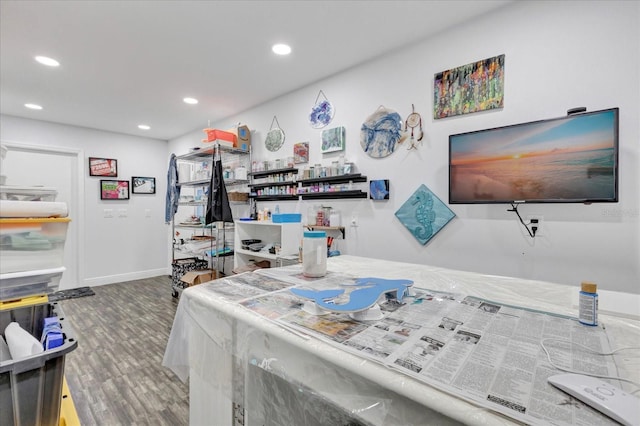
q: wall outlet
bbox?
[118,208,128,218]
[528,215,543,237]
[350,215,358,227]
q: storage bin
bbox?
[0,185,58,201]
[0,267,66,302]
[228,191,249,202]
[0,301,78,426]
[272,213,302,223]
[0,218,70,274]
[171,257,208,290]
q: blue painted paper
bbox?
[395,184,455,245]
[291,277,414,313]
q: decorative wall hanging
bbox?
[89,157,117,177]
[321,126,345,153]
[403,104,423,150]
[360,106,406,158]
[434,54,505,119]
[100,180,129,200]
[131,176,156,194]
[294,142,309,164]
[265,116,285,152]
[370,180,390,200]
[309,90,334,129]
[394,184,455,245]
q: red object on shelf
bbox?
[201,128,237,146]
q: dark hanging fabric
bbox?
[205,146,233,224]
[165,153,180,224]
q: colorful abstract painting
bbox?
[293,142,309,164]
[321,126,345,153]
[395,185,455,245]
[434,54,505,119]
[370,179,390,200]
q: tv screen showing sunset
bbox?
[449,108,618,203]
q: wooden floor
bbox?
[59,276,189,425]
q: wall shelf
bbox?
[298,173,367,185]
[249,181,296,190]
[250,194,299,202]
[249,167,298,179]
[300,190,367,200]
[307,225,345,239]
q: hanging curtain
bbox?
[205,146,233,224]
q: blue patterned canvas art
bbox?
[395,184,455,245]
[360,106,403,158]
[370,179,390,200]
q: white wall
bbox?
[169,1,639,298]
[0,115,170,286]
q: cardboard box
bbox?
[226,124,251,151]
[180,269,219,287]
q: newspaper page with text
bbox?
[212,270,621,425]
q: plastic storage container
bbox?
[0,218,70,274]
[0,267,66,302]
[302,231,327,278]
[0,185,58,201]
[272,213,302,223]
[0,301,78,426]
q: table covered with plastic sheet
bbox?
[163,255,640,426]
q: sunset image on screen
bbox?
[449,109,617,203]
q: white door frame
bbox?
[1,140,85,288]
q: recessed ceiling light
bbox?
[138,124,150,130]
[183,97,198,105]
[35,56,60,67]
[272,43,292,55]
[24,103,43,110]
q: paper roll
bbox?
[0,200,68,218]
[4,322,44,360]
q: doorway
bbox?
[1,142,84,290]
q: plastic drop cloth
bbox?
[163,255,640,426]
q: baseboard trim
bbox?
[84,268,171,287]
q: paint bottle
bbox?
[578,281,598,326]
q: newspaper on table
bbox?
[204,267,624,426]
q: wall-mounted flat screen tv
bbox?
[449,108,619,204]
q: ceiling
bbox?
[1,1,512,141]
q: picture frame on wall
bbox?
[100,180,129,200]
[89,157,118,177]
[293,142,309,164]
[433,54,505,119]
[131,176,156,194]
[321,126,345,153]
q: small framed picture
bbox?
[370,179,390,200]
[293,142,309,164]
[89,157,118,177]
[321,126,345,153]
[131,176,156,194]
[100,180,129,200]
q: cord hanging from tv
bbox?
[448,107,619,204]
